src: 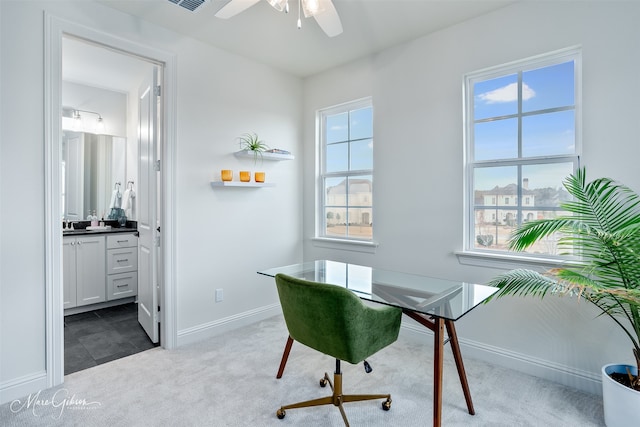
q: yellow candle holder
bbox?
[254,172,265,183]
[240,171,251,182]
[221,169,233,182]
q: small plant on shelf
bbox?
[238,132,269,163]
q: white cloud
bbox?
[477,82,536,104]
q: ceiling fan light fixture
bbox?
[267,0,288,12]
[301,0,324,18]
[214,0,342,37]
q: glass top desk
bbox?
[259,260,498,427]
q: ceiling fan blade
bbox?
[312,0,343,37]
[215,0,261,19]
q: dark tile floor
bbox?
[64,303,159,375]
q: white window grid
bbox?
[317,97,373,241]
[463,47,582,256]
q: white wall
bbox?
[303,1,640,394]
[173,32,303,337]
[0,0,48,402]
[0,0,302,403]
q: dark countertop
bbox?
[62,220,138,237]
[63,227,138,237]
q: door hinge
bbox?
[154,85,161,97]
[154,160,161,171]
[155,235,161,247]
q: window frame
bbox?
[463,47,582,260]
[316,97,374,244]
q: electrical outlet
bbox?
[215,288,223,302]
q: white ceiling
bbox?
[95,0,515,78]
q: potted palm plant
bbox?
[485,168,640,427]
[238,132,269,163]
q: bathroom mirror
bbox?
[62,131,126,221]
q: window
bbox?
[318,98,373,241]
[465,48,581,256]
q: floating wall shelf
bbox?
[234,150,294,161]
[210,181,275,188]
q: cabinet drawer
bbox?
[107,272,138,300]
[107,247,138,274]
[107,233,137,249]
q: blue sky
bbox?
[325,106,373,173]
[473,60,576,191]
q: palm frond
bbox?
[487,167,640,366]
[485,269,560,301]
[508,217,576,251]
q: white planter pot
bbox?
[602,363,640,427]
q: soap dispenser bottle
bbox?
[91,210,99,227]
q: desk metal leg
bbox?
[445,320,475,415]
[276,335,294,379]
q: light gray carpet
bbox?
[1,315,604,426]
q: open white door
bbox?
[138,67,160,343]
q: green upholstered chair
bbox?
[274,273,402,426]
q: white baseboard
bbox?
[0,371,48,406]
[399,323,602,396]
[176,303,281,347]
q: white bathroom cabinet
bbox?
[106,234,138,300]
[63,235,106,308]
[63,232,138,311]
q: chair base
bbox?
[276,371,392,427]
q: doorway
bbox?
[61,36,161,373]
[45,14,177,388]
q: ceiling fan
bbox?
[215,0,343,37]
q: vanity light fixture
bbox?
[63,107,106,135]
[95,115,106,134]
[71,109,83,131]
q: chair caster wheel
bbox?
[276,408,286,419]
[382,399,391,411]
[320,378,328,387]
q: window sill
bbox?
[312,237,378,254]
[454,250,580,271]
